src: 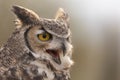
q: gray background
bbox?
[0,0,120,80]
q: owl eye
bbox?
[37,32,52,41]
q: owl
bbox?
[0,5,73,80]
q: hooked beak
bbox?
[46,49,61,64]
[46,43,67,64]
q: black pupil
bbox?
[43,33,47,38]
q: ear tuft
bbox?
[55,8,69,22]
[12,5,40,25]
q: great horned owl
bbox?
[0,5,73,80]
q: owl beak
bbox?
[46,49,61,64]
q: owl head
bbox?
[12,5,73,70]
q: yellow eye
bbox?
[37,32,52,41]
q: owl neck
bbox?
[0,28,30,67]
[29,58,71,80]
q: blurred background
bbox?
[0,0,120,80]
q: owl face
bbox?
[26,25,72,65]
[12,5,73,70]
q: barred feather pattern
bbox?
[0,5,73,80]
[0,28,71,80]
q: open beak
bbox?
[46,49,61,64]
